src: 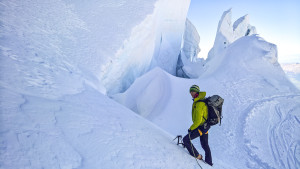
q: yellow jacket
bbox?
[189,92,208,130]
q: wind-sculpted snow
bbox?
[113,68,171,119]
[0,86,211,169]
[114,35,300,168]
[1,0,299,168]
[0,0,91,98]
[0,1,211,168]
[233,15,257,39]
[0,0,190,96]
[96,0,190,94]
[178,9,258,80]
[208,9,257,62]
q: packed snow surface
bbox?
[281,63,300,90]
[114,35,300,169]
[1,0,300,169]
[1,85,214,169]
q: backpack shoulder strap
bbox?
[195,98,207,104]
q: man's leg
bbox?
[200,133,212,165]
[183,130,200,158]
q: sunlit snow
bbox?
[1,1,300,169]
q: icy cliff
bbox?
[177,9,258,79]
[208,9,257,62]
[0,0,190,96]
[181,19,201,62]
[2,1,300,168]
[176,19,204,78]
[96,0,191,94]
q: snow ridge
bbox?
[1,1,300,169]
[114,35,300,169]
[208,9,257,62]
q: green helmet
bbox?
[190,85,200,93]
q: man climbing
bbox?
[183,85,213,166]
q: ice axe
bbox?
[173,135,185,148]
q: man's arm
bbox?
[189,102,205,130]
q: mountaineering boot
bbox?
[196,154,203,160]
[207,162,213,166]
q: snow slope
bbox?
[1,0,300,169]
[114,35,300,169]
[1,85,215,169]
[0,0,211,168]
[281,63,300,90]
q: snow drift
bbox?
[1,0,300,169]
[0,0,208,168]
[0,85,212,168]
[114,35,300,168]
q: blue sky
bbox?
[187,0,300,63]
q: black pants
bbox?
[183,126,212,165]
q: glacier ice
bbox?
[0,0,191,97]
[181,19,201,62]
[176,19,205,78]
[208,9,257,62]
[98,0,191,95]
[113,34,300,169]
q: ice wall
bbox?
[0,0,190,97]
[72,0,190,95]
[99,0,191,94]
[208,9,257,62]
[176,19,204,78]
[181,19,201,62]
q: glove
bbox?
[188,129,192,134]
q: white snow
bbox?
[96,0,191,95]
[114,35,300,168]
[0,0,190,96]
[1,0,300,169]
[281,63,300,90]
[1,85,213,169]
[207,9,257,63]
